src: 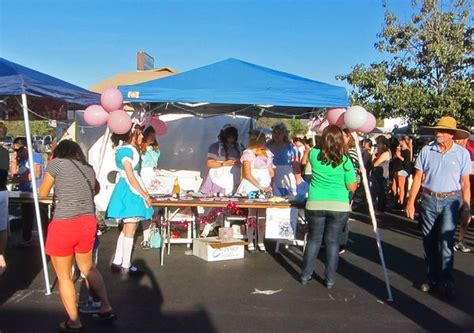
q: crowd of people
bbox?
[0,115,472,331]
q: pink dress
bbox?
[236,149,274,195]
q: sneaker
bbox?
[454,241,471,253]
[123,265,144,276]
[339,246,346,254]
[300,276,312,285]
[79,301,102,314]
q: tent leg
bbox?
[351,132,393,302]
[21,93,52,296]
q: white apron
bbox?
[236,168,272,196]
[209,165,235,195]
[141,167,156,190]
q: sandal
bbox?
[92,310,117,322]
[59,320,83,332]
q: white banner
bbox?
[265,207,298,239]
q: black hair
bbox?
[218,126,240,159]
[375,136,390,155]
[13,137,27,146]
[111,129,133,148]
[362,138,373,148]
[52,140,89,165]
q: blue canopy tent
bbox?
[119,59,394,301]
[118,58,349,118]
[0,58,99,106]
[0,58,99,295]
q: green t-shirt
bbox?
[306,148,356,211]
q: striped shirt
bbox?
[46,158,96,220]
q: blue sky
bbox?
[0,0,413,90]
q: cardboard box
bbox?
[193,237,246,262]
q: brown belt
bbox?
[421,188,460,198]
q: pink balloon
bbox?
[151,117,168,136]
[101,88,124,112]
[356,112,377,133]
[326,108,346,126]
[314,119,329,133]
[84,105,109,127]
[107,110,132,134]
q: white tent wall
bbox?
[87,114,253,212]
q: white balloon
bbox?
[344,106,368,130]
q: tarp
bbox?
[0,58,99,106]
[118,58,349,118]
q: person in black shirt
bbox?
[0,142,9,275]
[392,136,412,209]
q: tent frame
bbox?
[20,94,51,295]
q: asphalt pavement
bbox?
[0,211,473,333]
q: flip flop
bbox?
[92,310,117,322]
[59,320,83,332]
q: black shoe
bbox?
[439,281,455,300]
[110,263,122,273]
[420,280,436,293]
[92,310,117,322]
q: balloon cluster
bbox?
[84,87,132,134]
[312,106,376,134]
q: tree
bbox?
[256,117,309,137]
[337,0,473,128]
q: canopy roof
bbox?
[118,58,349,118]
[89,67,178,93]
[0,58,99,106]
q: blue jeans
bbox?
[370,175,387,211]
[301,209,349,285]
[418,192,461,283]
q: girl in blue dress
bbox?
[108,126,153,275]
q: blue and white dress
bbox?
[107,145,154,220]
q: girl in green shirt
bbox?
[301,125,357,288]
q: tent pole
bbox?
[21,93,52,296]
[351,131,393,302]
[96,127,110,178]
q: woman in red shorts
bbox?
[39,141,115,332]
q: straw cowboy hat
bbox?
[422,116,470,140]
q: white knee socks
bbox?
[112,232,125,265]
[121,236,134,269]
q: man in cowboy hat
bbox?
[406,116,471,298]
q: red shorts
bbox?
[45,215,97,257]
